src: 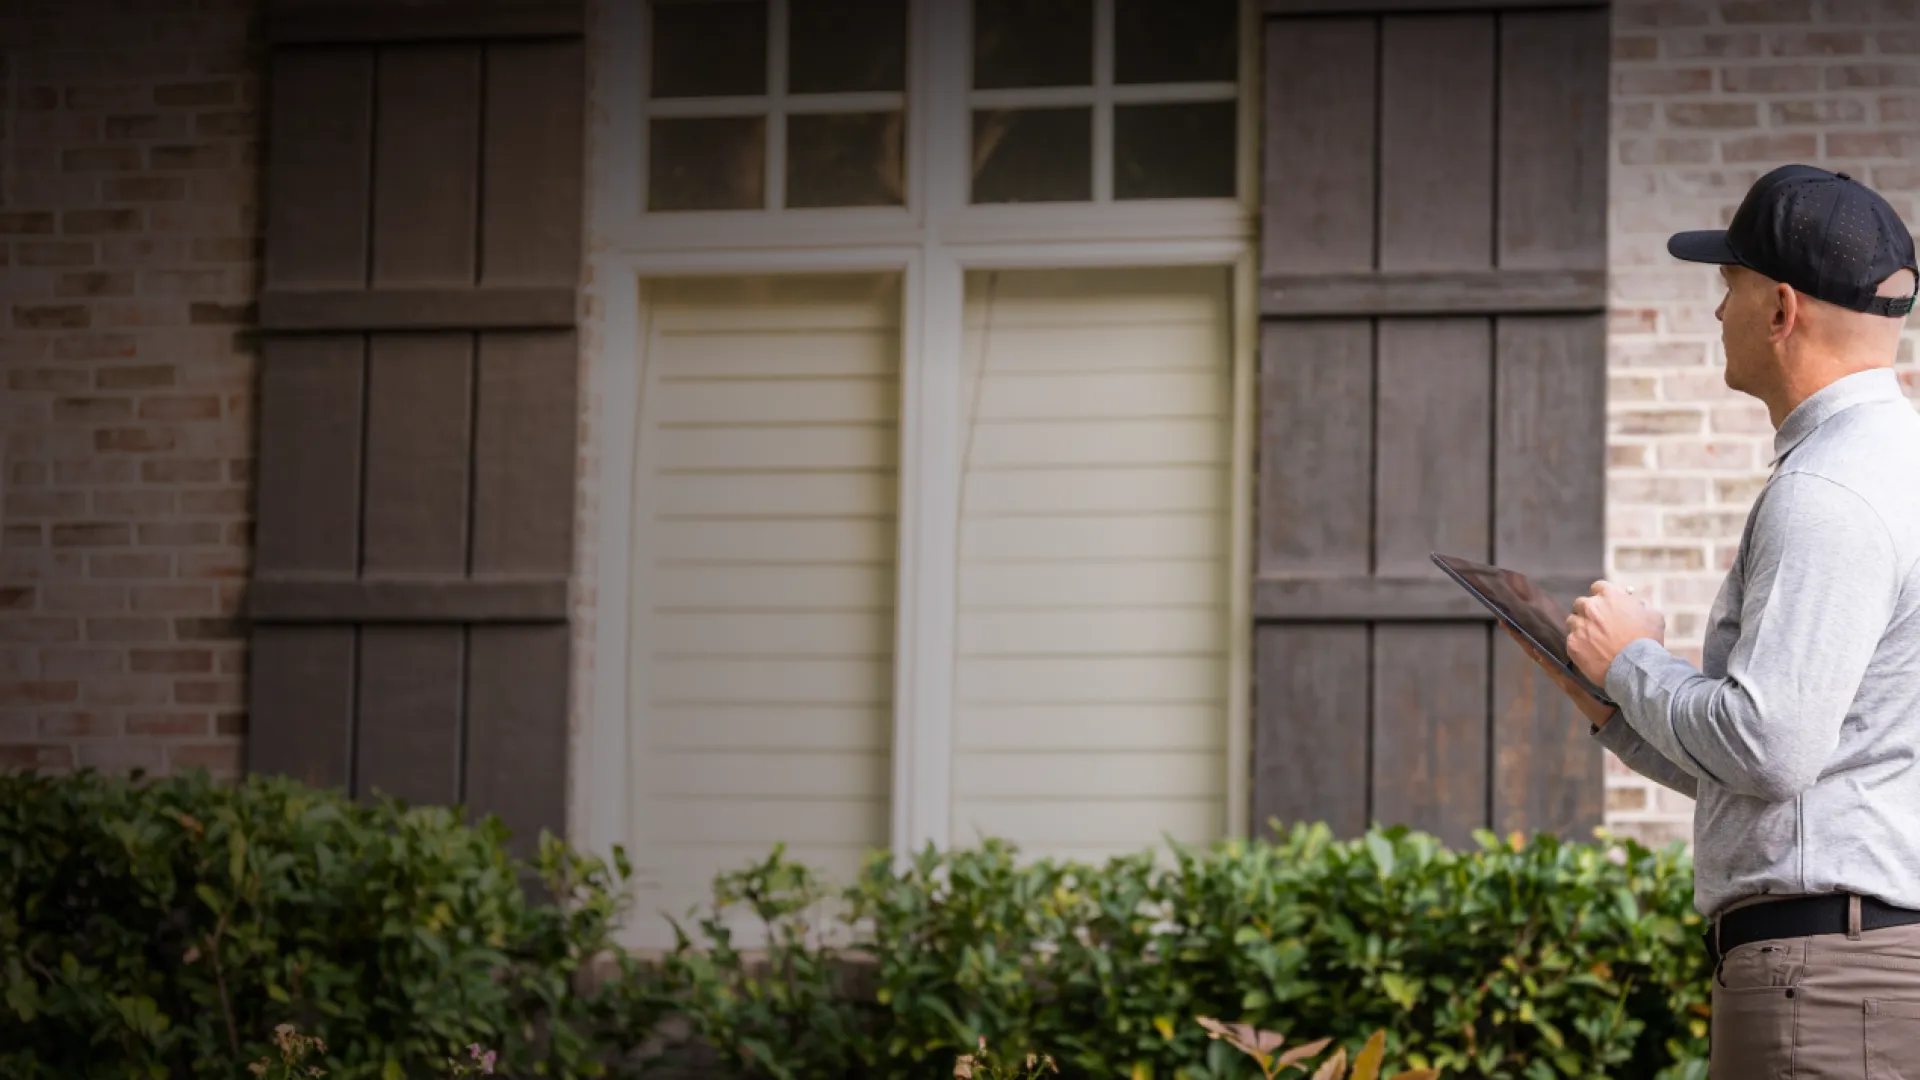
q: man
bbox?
[1514,164,1920,1078]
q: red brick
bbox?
[178,489,246,515]
[1615,546,1708,572]
[174,617,241,641]
[95,428,177,454]
[17,242,96,268]
[89,553,173,578]
[132,648,214,674]
[94,490,176,518]
[51,523,132,547]
[65,84,150,111]
[53,396,135,424]
[1722,0,1814,19]
[1657,441,1756,471]
[188,301,251,325]
[140,459,221,484]
[100,237,192,266]
[138,522,224,547]
[128,713,209,737]
[76,742,165,774]
[0,745,74,770]
[154,80,236,108]
[1770,100,1868,126]
[1878,29,1920,54]
[0,211,56,235]
[1615,36,1659,61]
[0,587,35,611]
[1831,65,1920,89]
[98,365,177,391]
[149,143,230,169]
[54,334,138,361]
[1711,404,1775,435]
[1620,1,1711,26]
[174,680,240,706]
[178,553,246,579]
[62,208,143,234]
[1767,31,1867,56]
[191,236,256,263]
[63,146,143,173]
[0,681,79,706]
[57,271,137,297]
[1883,96,1920,123]
[1666,103,1760,128]
[1610,443,1651,470]
[1,528,46,552]
[1665,512,1752,539]
[0,619,80,645]
[1828,132,1920,158]
[168,743,241,774]
[103,176,188,202]
[96,299,188,329]
[84,617,172,642]
[1617,68,1713,95]
[131,586,214,613]
[215,712,246,737]
[39,713,121,738]
[5,491,88,519]
[1612,409,1705,435]
[81,677,173,708]
[1720,66,1822,94]
[1716,477,1770,505]
[42,649,125,677]
[138,395,221,421]
[9,462,49,488]
[41,583,127,613]
[1667,32,1763,59]
[1610,477,1709,505]
[105,114,190,141]
[14,304,91,330]
[192,112,254,138]
[52,459,137,486]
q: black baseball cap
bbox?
[1669,163,1918,318]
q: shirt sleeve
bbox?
[1591,715,1698,801]
[1603,470,1899,804]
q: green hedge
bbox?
[0,768,666,1079]
[0,769,1713,1080]
[658,828,1712,1080]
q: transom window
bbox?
[639,0,1241,214]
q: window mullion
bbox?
[1092,0,1115,203]
[767,0,790,211]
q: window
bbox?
[969,0,1240,204]
[644,0,910,212]
[636,0,1241,216]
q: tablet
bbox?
[1430,552,1617,708]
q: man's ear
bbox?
[1770,281,1800,342]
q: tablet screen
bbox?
[1431,553,1615,706]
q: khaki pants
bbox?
[1710,913,1920,1078]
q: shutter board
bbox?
[251,6,583,850]
[1254,4,1607,845]
[370,44,483,287]
[265,48,372,290]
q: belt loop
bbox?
[1850,894,1863,940]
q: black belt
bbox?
[1704,894,1920,964]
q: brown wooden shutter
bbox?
[1252,1,1610,848]
[248,0,585,858]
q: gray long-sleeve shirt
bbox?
[1593,367,1920,919]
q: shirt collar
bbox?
[1771,367,1905,466]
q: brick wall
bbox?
[1603,0,1920,847]
[0,0,262,779]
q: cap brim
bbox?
[1668,229,1739,264]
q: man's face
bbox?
[1715,265,1772,395]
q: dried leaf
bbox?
[1310,1047,1348,1080]
[954,1055,975,1079]
[1277,1038,1334,1069]
[1389,1072,1440,1080]
[1352,1031,1386,1080]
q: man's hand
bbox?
[1501,624,1620,731]
[1567,580,1666,686]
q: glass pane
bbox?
[1115,0,1238,85]
[789,0,908,94]
[787,112,905,208]
[1114,102,1236,200]
[971,107,1092,203]
[972,0,1093,89]
[650,0,768,99]
[648,116,766,210]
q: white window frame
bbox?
[575,0,1263,886]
